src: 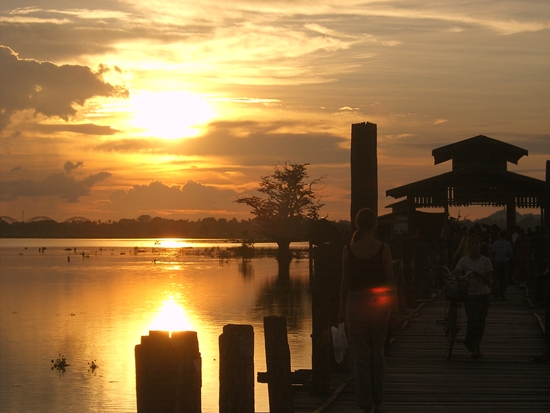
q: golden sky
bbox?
[1,1,549,223]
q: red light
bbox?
[369,287,392,306]
[370,287,389,294]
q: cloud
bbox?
[0,169,111,202]
[216,97,281,104]
[33,123,120,135]
[485,133,550,156]
[1,4,392,86]
[0,1,548,223]
[63,161,83,173]
[0,45,127,131]
[109,180,249,216]
[0,5,134,61]
[94,120,350,166]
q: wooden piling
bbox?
[135,330,201,413]
[311,242,342,396]
[219,324,255,413]
[263,315,293,413]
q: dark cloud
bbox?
[0,4,130,61]
[64,161,84,173]
[33,123,120,135]
[95,138,172,154]
[0,170,111,202]
[109,180,249,216]
[193,121,350,165]
[0,46,127,131]
[94,120,350,166]
[0,5,214,64]
[490,133,550,156]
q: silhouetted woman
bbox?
[338,208,400,413]
[453,234,493,358]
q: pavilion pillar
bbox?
[443,198,450,230]
[406,195,417,235]
[506,202,516,231]
[351,122,377,229]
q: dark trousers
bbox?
[493,261,510,298]
[464,294,490,350]
[346,291,391,411]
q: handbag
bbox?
[444,278,470,302]
[330,323,348,364]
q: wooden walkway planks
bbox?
[293,285,550,413]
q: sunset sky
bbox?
[1,1,549,224]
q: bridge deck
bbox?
[292,284,550,413]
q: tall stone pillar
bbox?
[351,122,378,230]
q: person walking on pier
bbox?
[453,234,493,358]
[338,208,400,413]
[491,230,513,300]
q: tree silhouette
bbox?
[235,162,324,263]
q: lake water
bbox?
[0,239,313,413]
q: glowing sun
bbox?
[149,297,193,334]
[130,91,215,139]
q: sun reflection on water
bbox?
[148,297,193,335]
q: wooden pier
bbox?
[292,284,550,413]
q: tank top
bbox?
[347,243,387,292]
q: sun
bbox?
[129,90,215,139]
[148,297,193,334]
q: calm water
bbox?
[0,239,313,413]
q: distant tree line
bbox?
[0,216,264,240]
[3,208,536,241]
[467,211,541,231]
[0,214,353,242]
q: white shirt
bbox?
[455,255,493,296]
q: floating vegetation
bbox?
[88,360,99,372]
[51,354,70,371]
[229,241,255,262]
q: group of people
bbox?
[452,223,546,299]
[338,209,546,413]
[450,224,547,361]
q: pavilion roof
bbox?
[432,135,528,167]
[386,164,544,209]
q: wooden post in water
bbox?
[263,315,293,413]
[311,242,341,395]
[135,330,201,413]
[219,324,255,413]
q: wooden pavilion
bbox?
[385,135,546,231]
